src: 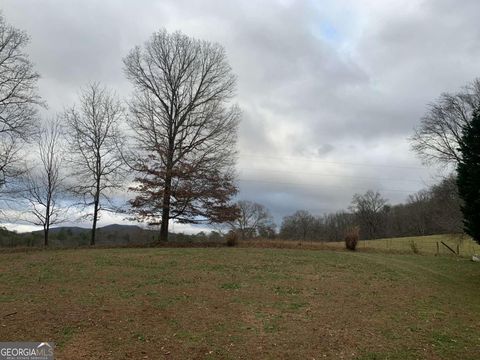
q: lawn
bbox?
[0,247,479,359]
[329,234,480,256]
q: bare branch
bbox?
[411,78,480,165]
[228,200,275,239]
[20,118,66,246]
[0,13,43,194]
[64,82,127,245]
[123,30,240,242]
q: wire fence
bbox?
[347,235,480,257]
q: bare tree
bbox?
[22,120,65,246]
[64,83,125,246]
[280,210,316,240]
[230,200,275,239]
[0,13,42,191]
[411,79,480,165]
[350,190,388,239]
[0,138,21,190]
[124,29,240,242]
[321,211,355,241]
[404,190,432,236]
[429,175,462,234]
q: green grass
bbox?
[0,247,479,359]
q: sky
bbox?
[2,0,479,233]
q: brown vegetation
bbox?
[345,227,360,251]
[225,231,238,247]
[1,248,479,359]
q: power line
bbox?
[239,153,427,170]
[238,167,428,184]
[238,177,419,194]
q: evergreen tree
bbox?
[457,108,480,244]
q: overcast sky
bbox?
[2,0,479,232]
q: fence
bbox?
[348,234,480,256]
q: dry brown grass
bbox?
[0,248,479,359]
[238,238,338,250]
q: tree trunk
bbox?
[91,161,101,246]
[159,141,174,243]
[44,204,50,247]
[43,226,48,247]
[159,172,172,243]
[91,198,99,246]
[91,181,101,246]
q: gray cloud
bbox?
[2,0,476,229]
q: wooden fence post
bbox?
[440,241,458,255]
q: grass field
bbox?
[329,234,480,256]
[239,234,480,257]
[1,247,479,359]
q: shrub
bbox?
[344,227,359,251]
[409,240,419,254]
[225,232,238,247]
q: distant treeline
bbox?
[0,225,225,248]
[279,175,461,241]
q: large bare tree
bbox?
[22,119,65,246]
[230,200,275,239]
[350,190,388,239]
[64,83,125,246]
[0,13,42,190]
[280,210,316,240]
[124,30,240,242]
[411,79,480,165]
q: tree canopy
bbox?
[457,107,480,244]
[124,30,240,242]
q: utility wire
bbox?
[239,153,427,170]
[238,167,429,184]
[237,177,419,194]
